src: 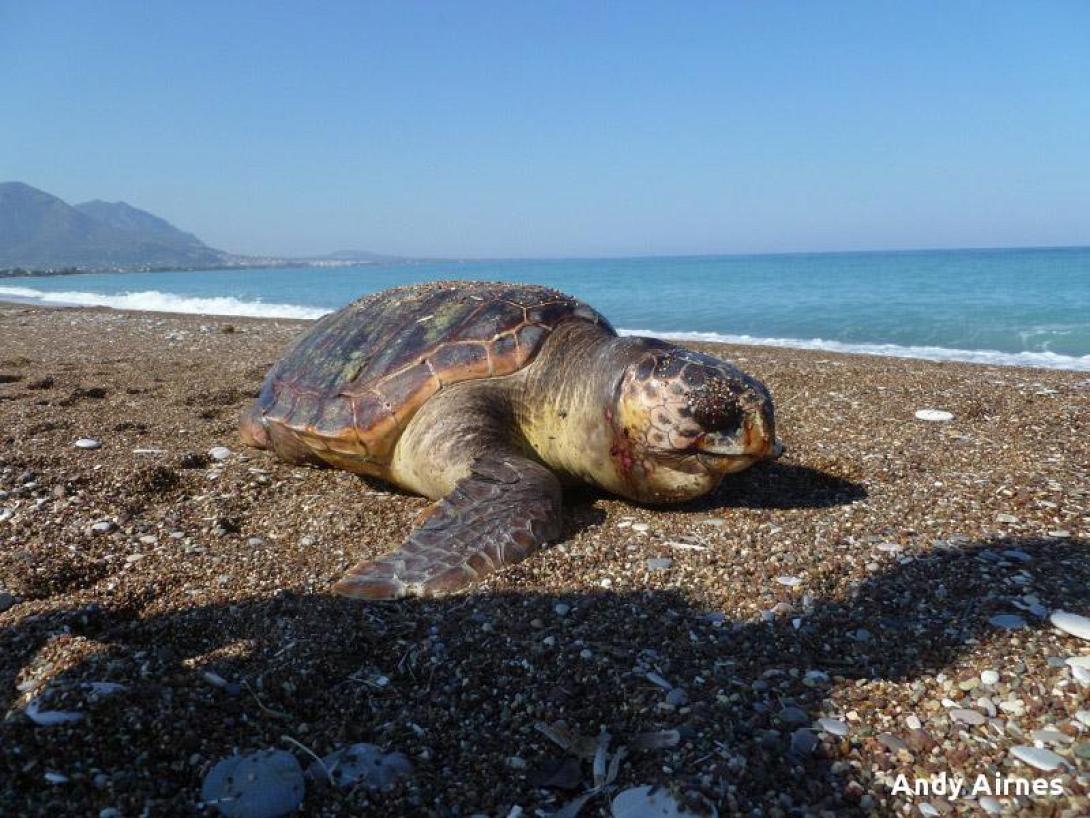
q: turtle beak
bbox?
[694,411,778,472]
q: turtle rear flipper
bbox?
[333,456,562,600]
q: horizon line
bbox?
[352,242,1090,265]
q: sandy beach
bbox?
[1,302,1088,817]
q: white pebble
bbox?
[980,669,999,685]
[816,718,849,736]
[74,438,101,449]
[950,708,986,726]
[612,785,715,818]
[208,446,231,461]
[776,576,802,587]
[914,409,953,422]
[201,750,304,818]
[905,715,922,730]
[630,522,650,533]
[308,743,412,790]
[1051,610,1090,641]
[1009,745,1067,771]
[646,558,673,571]
[25,697,83,726]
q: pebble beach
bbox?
[1,303,1089,817]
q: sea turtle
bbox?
[240,281,779,599]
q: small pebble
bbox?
[1031,728,1072,745]
[1009,745,1067,771]
[612,785,714,818]
[208,446,231,461]
[777,706,809,726]
[789,728,818,755]
[980,669,999,685]
[308,743,412,790]
[816,718,849,736]
[630,522,649,533]
[553,602,571,617]
[0,591,15,613]
[878,733,908,752]
[74,438,101,449]
[200,749,304,818]
[646,558,673,571]
[1051,610,1090,641]
[988,613,1026,630]
[775,575,802,587]
[91,521,117,535]
[664,688,689,707]
[949,708,985,726]
[914,409,953,422]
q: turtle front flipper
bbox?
[333,456,562,600]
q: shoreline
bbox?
[1,303,1088,816]
[3,296,1089,374]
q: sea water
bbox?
[2,247,1089,370]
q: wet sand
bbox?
[1,303,1088,817]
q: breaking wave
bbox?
[2,285,1087,371]
[619,328,1090,372]
[0,285,331,320]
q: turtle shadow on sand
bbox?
[2,536,1088,817]
[517,459,865,517]
[684,459,867,512]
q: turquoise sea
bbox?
[2,246,1089,370]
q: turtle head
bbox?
[609,341,779,503]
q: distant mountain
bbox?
[0,182,226,268]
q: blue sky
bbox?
[2,2,1088,258]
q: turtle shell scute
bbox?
[253,281,615,471]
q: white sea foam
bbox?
[2,285,1086,371]
[0,286,330,320]
[619,328,1090,372]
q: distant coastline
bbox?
[0,259,392,279]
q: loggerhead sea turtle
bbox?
[240,281,779,599]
